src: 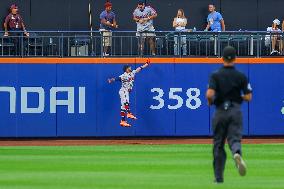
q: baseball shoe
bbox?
[234,153,247,176]
[120,120,131,127]
[214,179,224,184]
[127,113,137,120]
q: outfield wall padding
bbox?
[0,58,283,137]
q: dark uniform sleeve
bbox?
[241,75,252,95]
[208,74,217,90]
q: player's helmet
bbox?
[123,65,131,72]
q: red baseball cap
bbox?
[105,2,112,8]
[10,4,18,10]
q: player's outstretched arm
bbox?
[108,78,115,84]
[134,59,150,74]
[108,77,121,84]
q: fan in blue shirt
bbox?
[205,4,225,32]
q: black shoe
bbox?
[214,178,224,184]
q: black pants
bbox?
[212,104,243,181]
[10,28,22,56]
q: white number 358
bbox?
[150,88,202,110]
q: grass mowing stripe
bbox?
[0,144,283,189]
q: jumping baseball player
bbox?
[108,59,150,127]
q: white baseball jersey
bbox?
[133,6,157,32]
[119,69,139,91]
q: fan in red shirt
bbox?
[4,4,29,37]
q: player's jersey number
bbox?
[150,88,202,110]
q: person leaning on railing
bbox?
[173,9,188,56]
[133,0,158,56]
[265,19,282,55]
[4,4,29,37]
[99,1,118,57]
[204,4,225,32]
[3,4,29,56]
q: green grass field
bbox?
[0,144,283,189]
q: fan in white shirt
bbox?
[172,9,188,56]
[265,19,282,55]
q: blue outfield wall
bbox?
[0,62,283,137]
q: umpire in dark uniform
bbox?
[206,46,252,183]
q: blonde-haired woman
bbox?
[173,9,187,56]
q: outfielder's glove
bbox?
[146,58,151,65]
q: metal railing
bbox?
[0,31,283,57]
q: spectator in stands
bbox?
[133,0,158,56]
[265,19,282,55]
[99,1,118,56]
[205,4,225,32]
[4,4,29,56]
[4,4,29,37]
[173,9,188,56]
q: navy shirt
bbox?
[208,66,252,106]
[99,10,116,31]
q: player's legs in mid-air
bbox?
[124,102,137,120]
[119,89,130,127]
[119,89,137,127]
[120,88,137,120]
